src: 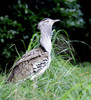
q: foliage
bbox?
[53,0,85,28]
[0,0,85,70]
[0,15,25,71]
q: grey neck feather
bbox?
[40,25,52,54]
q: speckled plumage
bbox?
[7,48,50,82]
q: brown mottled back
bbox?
[7,47,49,83]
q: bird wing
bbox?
[7,47,50,83]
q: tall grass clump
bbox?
[52,29,76,63]
[0,30,91,100]
[26,32,40,53]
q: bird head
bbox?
[38,18,60,54]
[38,18,60,31]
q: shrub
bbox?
[0,0,85,71]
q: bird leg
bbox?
[33,77,38,89]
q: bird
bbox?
[7,18,60,83]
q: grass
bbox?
[0,57,91,100]
[0,30,91,100]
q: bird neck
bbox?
[40,28,52,54]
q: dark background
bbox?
[0,0,91,71]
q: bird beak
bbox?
[53,19,60,23]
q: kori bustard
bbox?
[7,18,60,83]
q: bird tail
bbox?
[5,71,14,84]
